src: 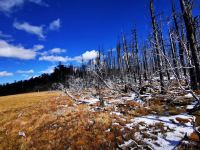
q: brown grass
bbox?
[0,91,60,112]
[175,117,190,124]
[188,132,200,142]
[1,90,199,149]
[0,91,125,149]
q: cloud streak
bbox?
[0,30,12,39]
[49,19,61,31]
[50,48,66,54]
[0,71,13,77]
[39,55,69,62]
[13,21,45,39]
[39,50,98,63]
[0,0,47,13]
[40,65,56,74]
[13,19,62,39]
[16,69,34,74]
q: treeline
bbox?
[84,0,200,94]
[0,63,85,96]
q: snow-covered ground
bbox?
[186,101,198,110]
[123,114,195,150]
[77,98,100,105]
[72,90,199,149]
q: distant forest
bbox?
[0,63,85,96]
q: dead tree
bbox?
[169,28,180,79]
[131,31,137,83]
[122,32,130,72]
[148,35,157,74]
[172,2,188,82]
[159,22,171,81]
[180,0,200,90]
[133,29,142,84]
[142,46,148,81]
[117,41,122,71]
[95,50,105,107]
[150,0,165,93]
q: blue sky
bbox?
[0,0,199,84]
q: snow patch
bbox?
[184,93,193,98]
[119,139,134,148]
[128,93,144,104]
[186,101,198,110]
[18,131,26,137]
[126,114,195,150]
[110,111,122,116]
[78,98,99,105]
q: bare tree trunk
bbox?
[180,0,200,90]
[172,3,188,82]
[169,28,180,79]
[142,46,148,81]
[159,23,170,81]
[133,29,142,84]
[150,0,165,93]
[122,33,130,72]
[131,31,137,83]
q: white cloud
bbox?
[0,0,24,13]
[50,48,66,54]
[13,19,61,39]
[16,69,34,74]
[39,55,70,62]
[38,47,66,56]
[33,44,44,51]
[21,74,39,80]
[0,71,13,77]
[40,65,55,74]
[13,21,45,39]
[39,50,98,63]
[0,39,38,60]
[0,0,47,13]
[49,19,61,30]
[29,0,48,6]
[82,50,98,60]
[39,51,48,56]
[0,31,12,38]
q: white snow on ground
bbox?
[78,98,99,105]
[131,93,137,99]
[186,101,198,110]
[184,93,193,98]
[110,111,123,116]
[121,93,144,104]
[105,92,145,105]
[125,114,195,150]
[18,131,26,137]
[119,139,134,148]
[112,122,120,126]
[187,105,195,109]
[131,93,145,104]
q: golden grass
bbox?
[0,92,60,126]
[1,89,198,149]
[0,91,60,112]
[0,91,125,149]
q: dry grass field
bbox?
[0,92,60,112]
[0,91,124,150]
[0,90,199,150]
